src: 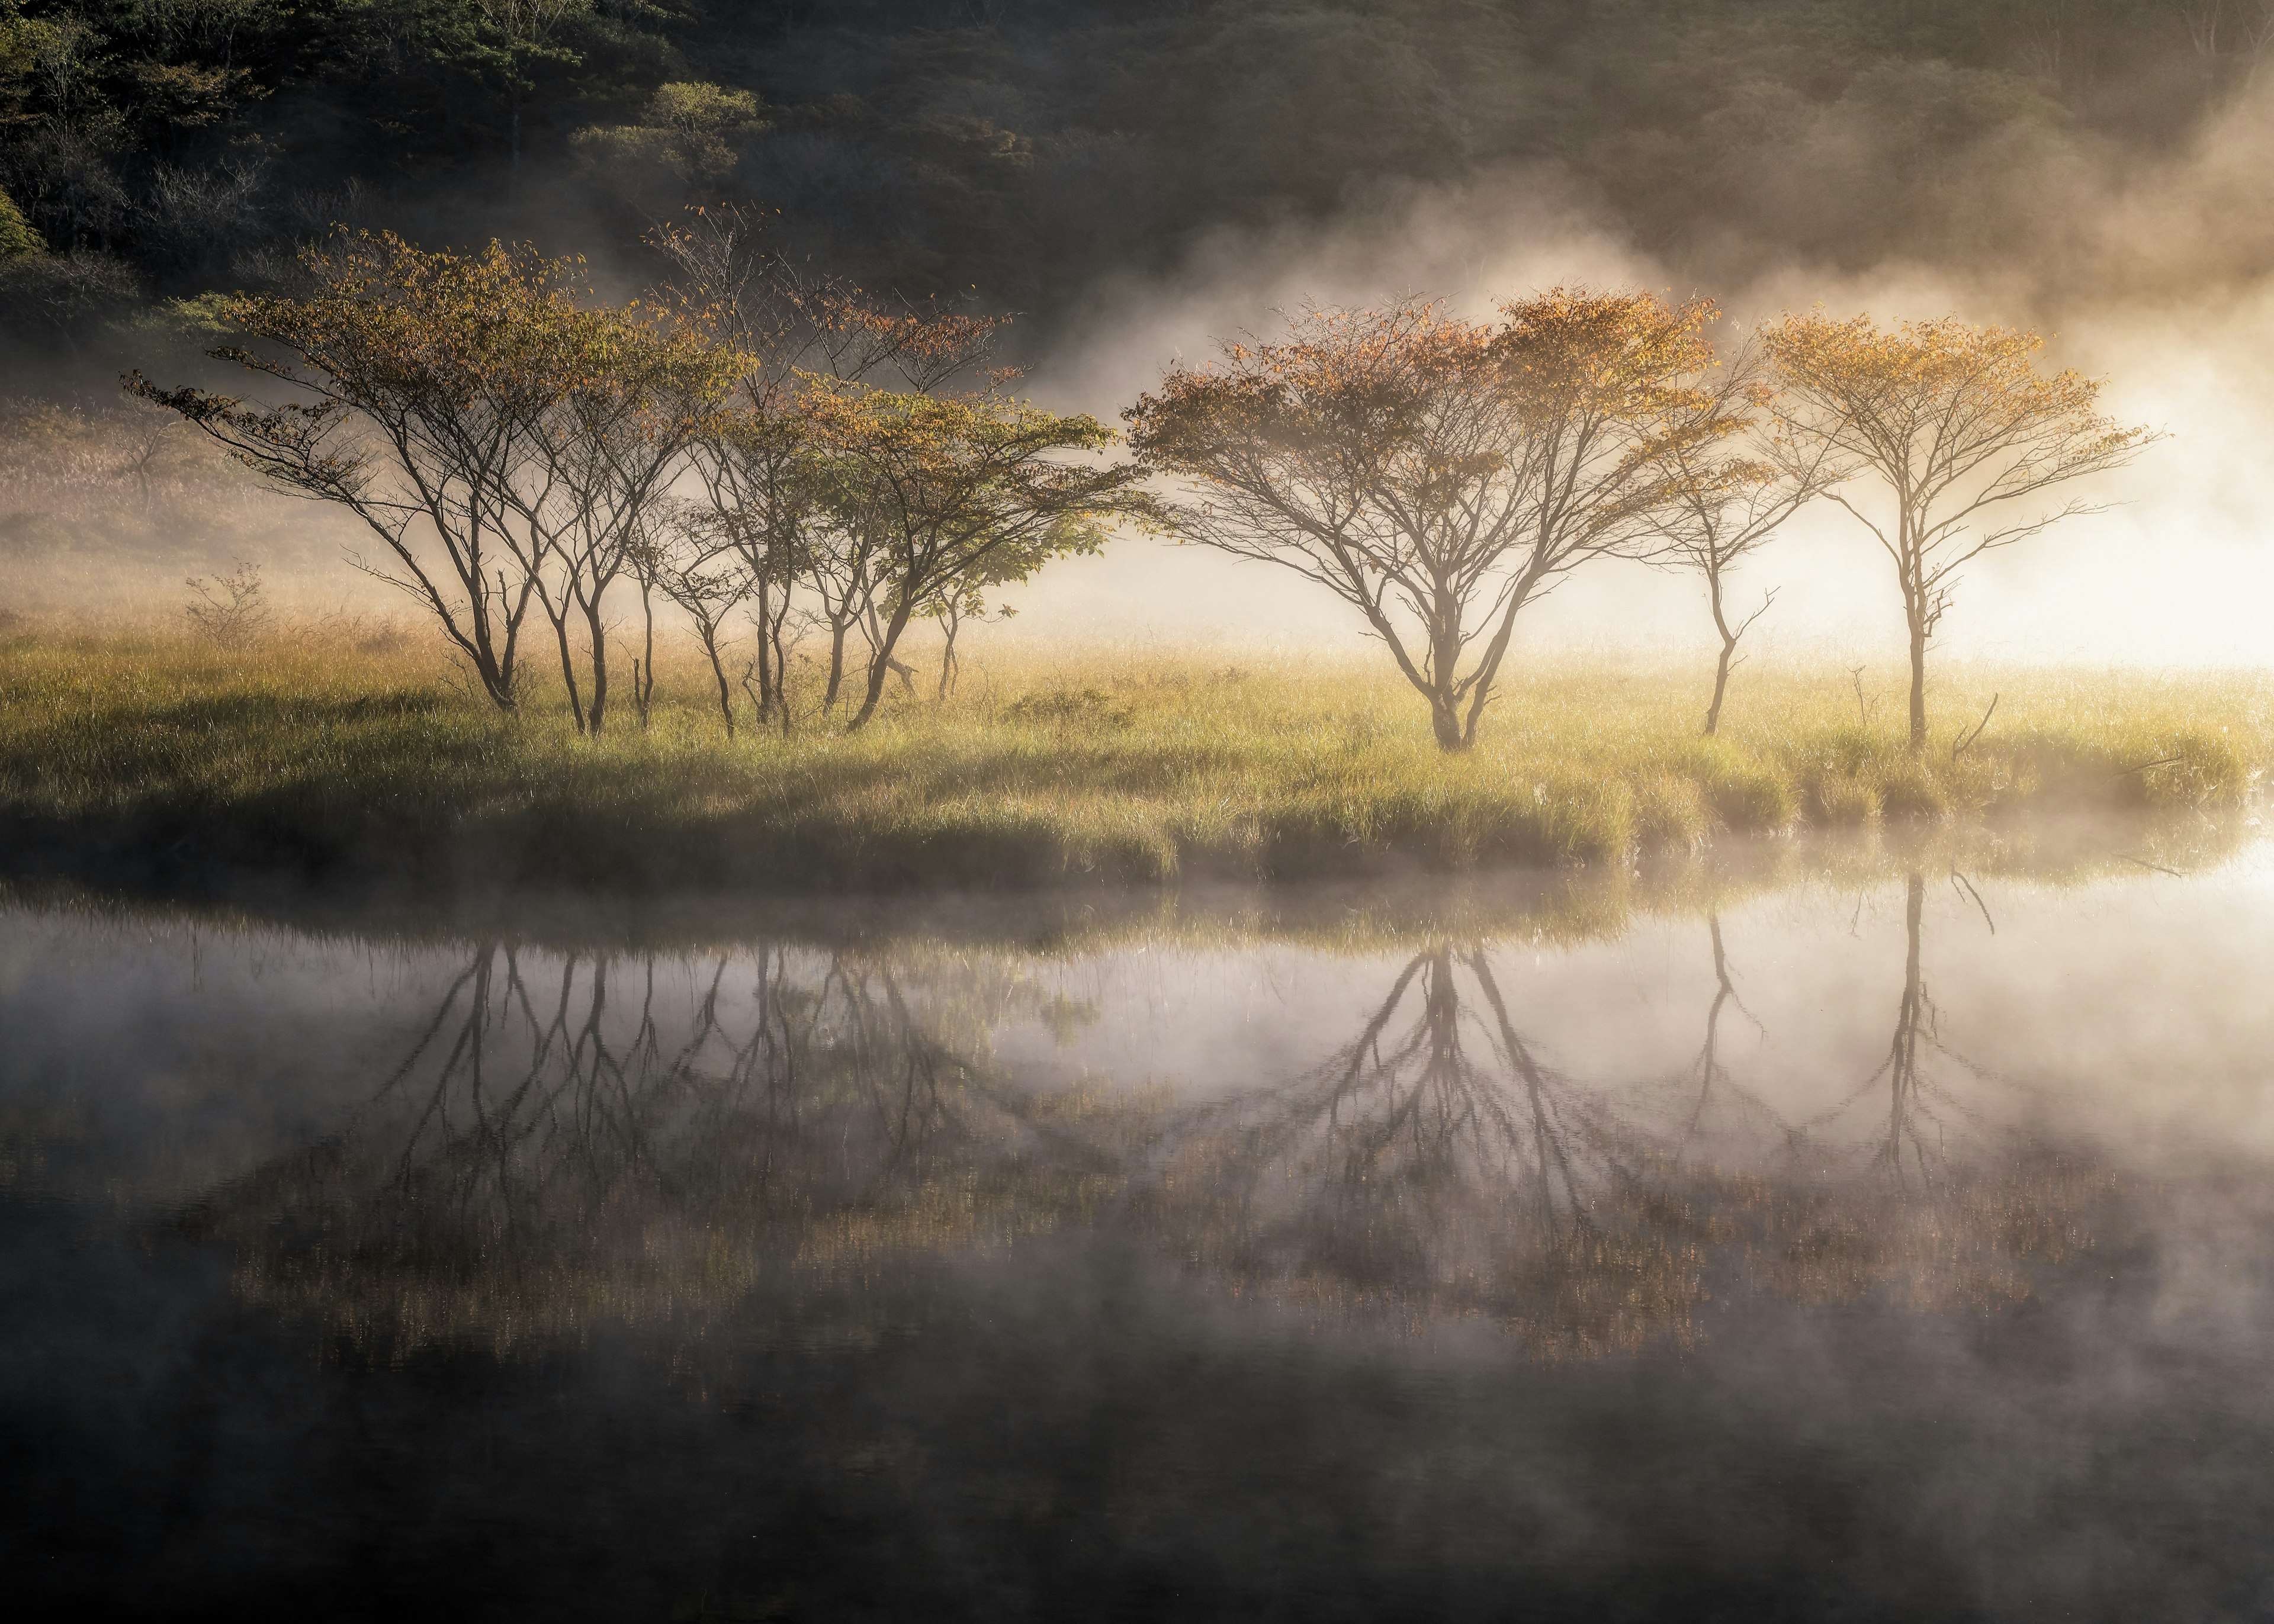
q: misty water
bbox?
[6,832,2274,1621]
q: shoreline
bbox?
[2,633,2265,912]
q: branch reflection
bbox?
[194,881,2115,1362]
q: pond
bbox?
[5,825,2273,1620]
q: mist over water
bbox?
[5,10,2274,1616]
[5,831,2273,1617]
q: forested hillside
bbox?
[0,0,2263,352]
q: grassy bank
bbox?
[0,623,2266,897]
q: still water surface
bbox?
[5,836,2274,1620]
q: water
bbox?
[5,831,2273,1620]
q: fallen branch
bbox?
[1950,692,1998,760]
[2111,755,2184,780]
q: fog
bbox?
[1007,85,2274,667]
[5,8,2273,676]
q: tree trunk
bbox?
[491,571,532,711]
[583,597,611,735]
[1429,690,1464,750]
[1907,615,1928,752]
[768,600,792,732]
[695,623,735,739]
[937,609,961,700]
[846,601,914,732]
[1703,570,1735,736]
[823,618,849,709]
[753,577,778,719]
[1704,640,1736,738]
[1455,572,1538,748]
[636,583,656,729]
[548,608,586,734]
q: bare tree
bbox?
[1649,336,1845,735]
[2173,1,2274,87]
[182,557,268,647]
[1126,291,1716,749]
[652,503,754,738]
[1762,313,2155,750]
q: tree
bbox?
[651,202,1017,726]
[497,296,737,735]
[130,231,592,714]
[0,245,138,351]
[649,503,753,738]
[2173,1,2274,88]
[1647,336,1843,735]
[1126,291,1714,750]
[477,0,592,176]
[0,184,43,258]
[921,511,1099,699]
[1761,313,2154,750]
[572,81,769,200]
[802,381,1155,732]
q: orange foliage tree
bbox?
[1762,313,2156,750]
[1126,290,1716,750]
[801,382,1154,732]
[652,203,1013,724]
[129,231,738,728]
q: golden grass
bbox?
[0,618,2266,895]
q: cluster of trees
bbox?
[134,217,1152,734]
[1130,292,2152,751]
[137,223,2149,751]
[0,1,2267,351]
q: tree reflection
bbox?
[1128,877,2108,1351]
[196,879,2115,1361]
[197,942,1135,1352]
[1755,873,2105,1313]
[1126,945,1707,1357]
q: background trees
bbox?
[1126,291,1715,750]
[1761,314,2154,749]
[0,2,2262,350]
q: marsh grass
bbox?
[0,618,2266,895]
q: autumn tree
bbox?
[131,230,737,726]
[922,512,1100,699]
[1762,314,2155,750]
[500,300,737,735]
[653,202,1013,723]
[127,232,585,711]
[1126,291,1714,750]
[1648,336,1844,735]
[803,382,1153,731]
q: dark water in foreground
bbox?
[5,835,2274,1621]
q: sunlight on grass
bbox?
[1,619,2266,890]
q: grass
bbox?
[0,618,2267,898]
